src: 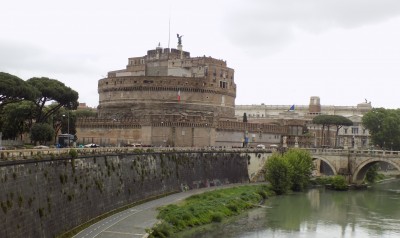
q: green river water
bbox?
[187,179,400,238]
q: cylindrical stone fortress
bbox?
[97,46,236,120]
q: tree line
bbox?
[362,108,400,150]
[0,72,94,146]
[312,115,353,147]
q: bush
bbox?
[264,154,293,195]
[285,149,313,191]
[365,164,378,183]
[69,149,78,159]
[149,222,173,238]
[211,212,223,223]
[331,175,349,191]
[264,149,313,194]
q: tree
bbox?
[264,153,293,195]
[30,123,54,145]
[75,109,97,118]
[243,113,248,123]
[49,106,68,143]
[27,77,79,123]
[0,72,39,108]
[362,108,400,150]
[0,101,36,140]
[313,115,353,147]
[331,115,353,147]
[312,115,331,146]
[285,149,314,191]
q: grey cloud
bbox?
[0,39,101,77]
[224,0,400,55]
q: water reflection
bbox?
[186,180,400,238]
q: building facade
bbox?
[235,96,373,148]
[77,43,284,147]
[76,41,372,149]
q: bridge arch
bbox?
[352,158,400,184]
[312,156,337,176]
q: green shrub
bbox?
[69,149,78,159]
[211,212,223,223]
[365,164,378,183]
[285,149,313,191]
[149,222,173,238]
[264,154,292,195]
[331,175,349,191]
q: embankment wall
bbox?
[0,151,249,238]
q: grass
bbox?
[149,185,272,237]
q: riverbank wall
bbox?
[0,151,251,238]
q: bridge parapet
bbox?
[306,148,400,158]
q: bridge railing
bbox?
[305,148,400,157]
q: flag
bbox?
[177,90,181,102]
[289,104,295,111]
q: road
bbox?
[73,184,247,238]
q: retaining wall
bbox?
[0,151,249,238]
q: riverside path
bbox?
[73,183,252,238]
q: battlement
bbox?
[109,46,233,80]
[217,121,287,134]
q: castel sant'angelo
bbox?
[77,37,286,147]
[76,36,371,148]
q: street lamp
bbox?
[63,112,70,147]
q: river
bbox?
[184,179,400,238]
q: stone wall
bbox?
[0,151,249,238]
[76,119,288,148]
[97,75,236,119]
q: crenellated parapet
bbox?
[217,121,288,134]
[76,118,141,129]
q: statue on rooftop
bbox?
[177,34,183,45]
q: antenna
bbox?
[168,6,171,49]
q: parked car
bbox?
[33,145,50,149]
[84,143,100,148]
[256,144,266,149]
[0,146,7,150]
[123,143,141,147]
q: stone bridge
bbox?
[308,148,400,184]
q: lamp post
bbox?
[161,122,166,147]
[63,112,70,147]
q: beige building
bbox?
[235,96,373,148]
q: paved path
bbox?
[73,184,248,238]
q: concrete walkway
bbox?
[73,184,249,238]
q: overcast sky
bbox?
[1,0,400,109]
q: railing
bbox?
[2,146,400,163]
[305,148,400,157]
[0,146,269,162]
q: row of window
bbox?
[343,128,367,135]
